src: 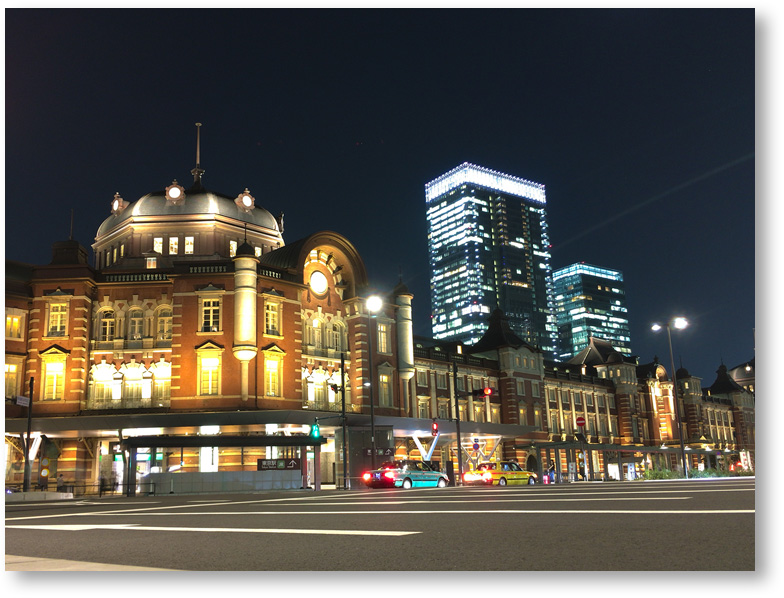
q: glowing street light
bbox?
[366,295,382,469]
[651,317,689,478]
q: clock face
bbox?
[169,187,181,199]
[309,271,328,295]
[242,194,253,207]
[112,199,119,211]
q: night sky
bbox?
[4,8,757,384]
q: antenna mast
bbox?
[191,122,205,188]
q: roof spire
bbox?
[190,122,205,190]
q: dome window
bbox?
[235,188,256,213]
[165,180,186,205]
[110,192,129,215]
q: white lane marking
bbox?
[4,495,692,522]
[60,508,754,516]
[5,523,420,536]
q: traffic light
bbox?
[310,421,321,439]
[473,387,496,398]
[431,419,439,436]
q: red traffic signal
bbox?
[431,420,439,436]
[483,387,493,396]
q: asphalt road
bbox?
[5,478,755,571]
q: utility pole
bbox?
[451,356,463,486]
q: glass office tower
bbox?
[425,162,558,358]
[552,262,632,360]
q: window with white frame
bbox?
[169,237,179,255]
[185,236,195,254]
[376,322,390,354]
[265,356,281,396]
[47,303,67,336]
[489,405,500,424]
[436,373,447,389]
[153,237,163,254]
[128,309,144,340]
[416,370,428,387]
[379,373,392,407]
[534,405,542,429]
[99,310,116,341]
[473,404,485,423]
[156,307,172,340]
[43,360,65,400]
[199,356,221,395]
[6,311,24,339]
[264,302,280,336]
[418,400,429,419]
[306,318,323,348]
[201,300,220,332]
[5,363,20,399]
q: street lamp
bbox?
[366,295,382,470]
[652,317,689,478]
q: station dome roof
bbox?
[96,186,280,239]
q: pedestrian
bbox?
[56,473,65,492]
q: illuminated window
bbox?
[519,403,528,425]
[6,313,22,339]
[229,240,237,257]
[99,310,115,341]
[146,257,157,269]
[264,302,280,336]
[490,405,500,424]
[201,300,220,332]
[169,237,179,255]
[5,363,19,398]
[254,246,262,257]
[377,322,390,353]
[128,309,144,340]
[47,304,67,336]
[265,357,281,396]
[44,361,65,400]
[156,307,172,340]
[199,356,220,395]
[153,237,163,254]
[473,404,485,423]
[379,373,392,407]
[184,236,194,254]
[534,406,542,429]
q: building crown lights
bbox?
[425,162,545,204]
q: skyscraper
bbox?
[425,162,558,358]
[552,262,632,360]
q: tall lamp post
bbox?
[366,295,382,470]
[652,317,689,479]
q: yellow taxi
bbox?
[463,461,537,486]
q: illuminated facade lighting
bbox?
[425,163,558,357]
[553,262,632,360]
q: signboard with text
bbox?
[363,448,395,457]
[257,458,301,470]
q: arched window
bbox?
[156,307,172,340]
[128,308,144,340]
[100,310,115,341]
[307,318,323,349]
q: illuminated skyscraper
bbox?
[552,262,632,360]
[425,162,558,358]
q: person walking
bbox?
[56,473,65,492]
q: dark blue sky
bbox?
[4,8,756,383]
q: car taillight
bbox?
[384,471,395,480]
[362,473,371,481]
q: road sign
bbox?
[472,442,480,450]
[576,416,586,427]
[16,395,30,407]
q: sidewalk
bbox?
[6,554,178,571]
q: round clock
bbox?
[241,194,253,207]
[168,186,181,199]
